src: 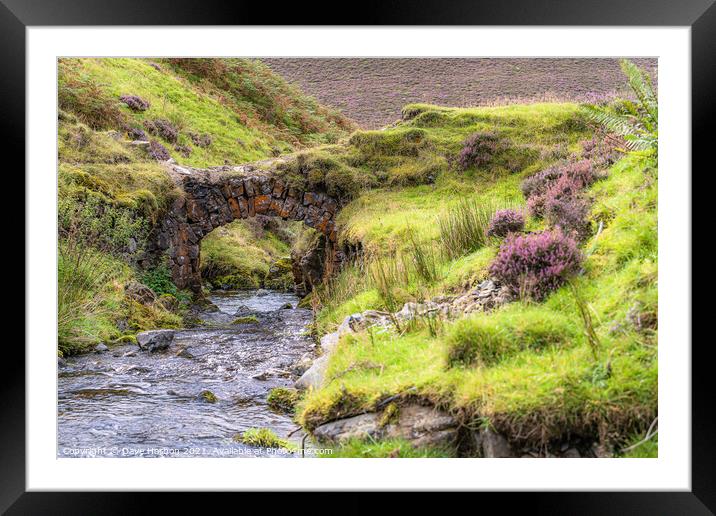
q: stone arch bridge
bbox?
[148,163,341,293]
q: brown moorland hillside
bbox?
[261,58,657,129]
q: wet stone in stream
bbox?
[57,290,315,458]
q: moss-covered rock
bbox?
[199,390,217,403]
[267,387,300,413]
[234,427,296,451]
[232,315,259,325]
[263,257,295,291]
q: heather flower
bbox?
[174,144,192,157]
[526,193,548,218]
[489,229,582,300]
[487,209,525,238]
[544,195,592,241]
[189,132,213,148]
[126,127,147,141]
[147,140,171,161]
[457,131,505,170]
[119,94,150,112]
[563,159,598,189]
[144,118,178,143]
[520,165,562,200]
[581,135,622,168]
[521,160,596,200]
[522,159,599,219]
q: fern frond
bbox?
[620,59,658,126]
[583,105,636,136]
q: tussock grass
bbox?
[438,198,497,260]
[445,305,579,367]
[58,241,126,354]
[235,428,296,451]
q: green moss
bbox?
[349,127,430,157]
[322,437,455,458]
[58,160,179,222]
[445,305,579,367]
[378,402,399,428]
[200,390,218,403]
[267,387,301,413]
[125,298,183,332]
[235,428,296,451]
[111,334,138,344]
[232,315,259,325]
[264,257,295,290]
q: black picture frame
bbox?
[6,0,709,511]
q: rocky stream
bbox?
[57,290,315,458]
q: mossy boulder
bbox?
[234,428,295,451]
[263,257,295,291]
[267,387,300,413]
[232,315,259,325]
[210,274,260,290]
[199,390,217,403]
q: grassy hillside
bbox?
[59,58,354,166]
[287,100,657,457]
[57,57,354,354]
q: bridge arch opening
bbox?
[150,168,340,294]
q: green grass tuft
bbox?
[322,437,455,458]
[445,305,579,367]
[235,428,296,451]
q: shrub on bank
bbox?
[126,126,148,141]
[544,194,592,241]
[189,132,213,148]
[147,140,171,161]
[486,209,525,238]
[523,159,599,219]
[457,131,505,170]
[144,118,178,143]
[119,94,150,112]
[489,229,582,300]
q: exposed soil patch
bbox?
[261,58,657,129]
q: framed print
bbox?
[7,0,711,510]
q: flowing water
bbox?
[57,290,315,458]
